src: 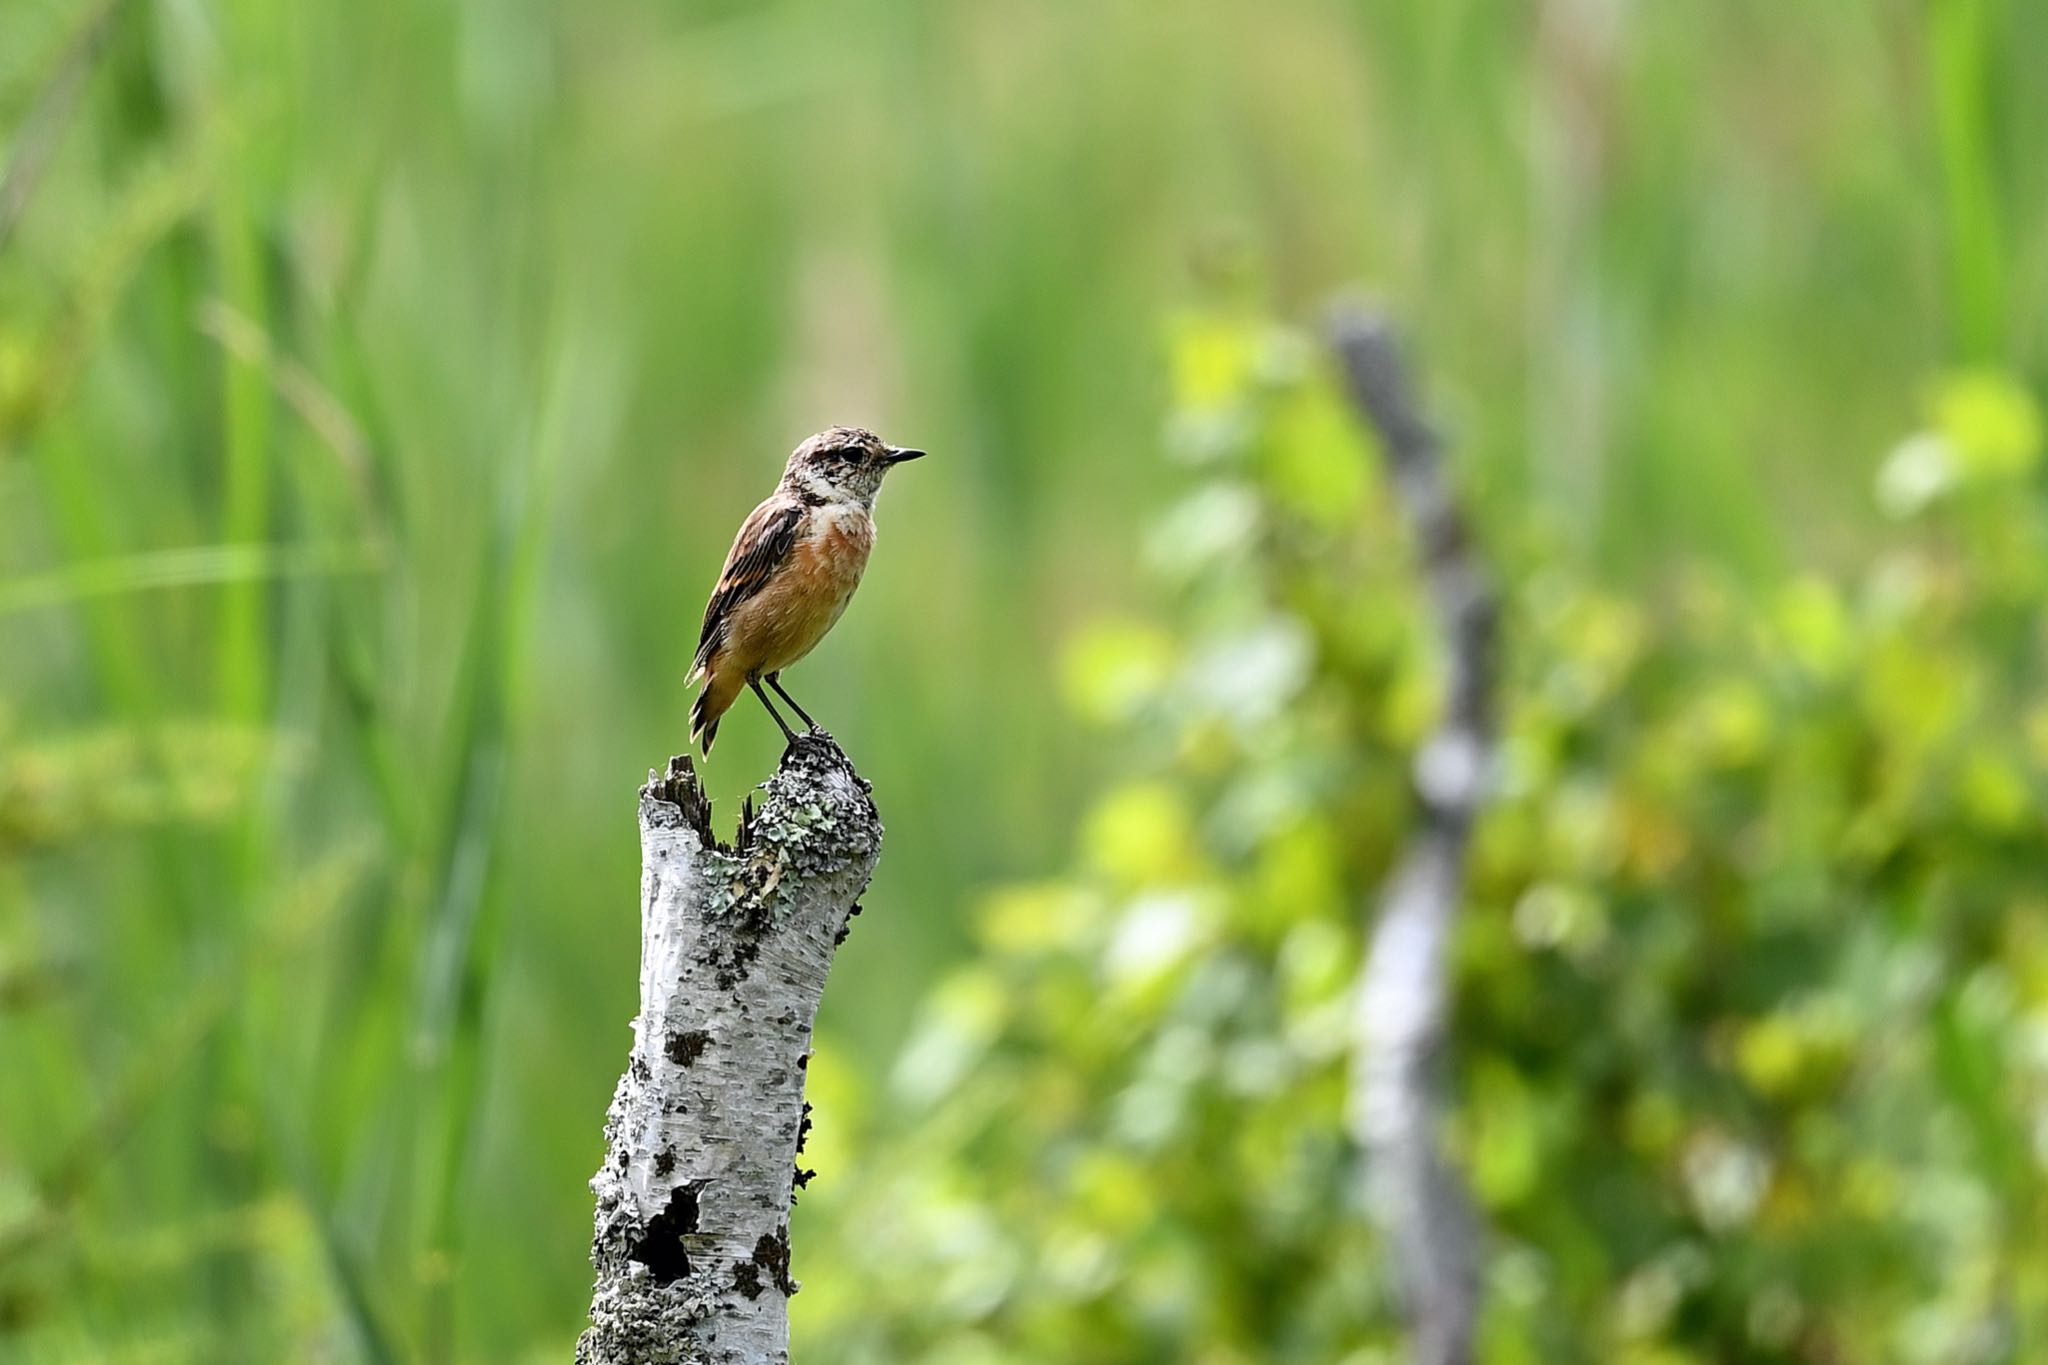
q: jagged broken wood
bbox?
[578,734,882,1365]
[1331,305,1497,1365]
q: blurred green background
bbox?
[4,0,2047,1361]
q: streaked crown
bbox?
[782,426,925,507]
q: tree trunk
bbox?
[578,734,882,1365]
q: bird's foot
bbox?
[780,727,841,764]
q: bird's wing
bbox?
[691,496,805,678]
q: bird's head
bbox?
[781,426,925,509]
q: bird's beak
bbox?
[884,445,927,465]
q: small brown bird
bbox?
[688,426,926,753]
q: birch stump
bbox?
[578,733,883,1365]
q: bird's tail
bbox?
[690,690,720,755]
[689,668,740,755]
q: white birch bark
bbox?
[578,734,882,1365]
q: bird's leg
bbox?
[748,678,800,745]
[766,672,819,732]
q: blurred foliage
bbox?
[0,0,2045,1360]
[796,320,2048,1364]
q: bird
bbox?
[687,426,926,754]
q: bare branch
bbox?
[1331,304,1498,1365]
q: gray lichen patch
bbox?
[694,736,882,991]
[640,733,877,862]
[575,1291,709,1365]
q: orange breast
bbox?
[722,507,874,676]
